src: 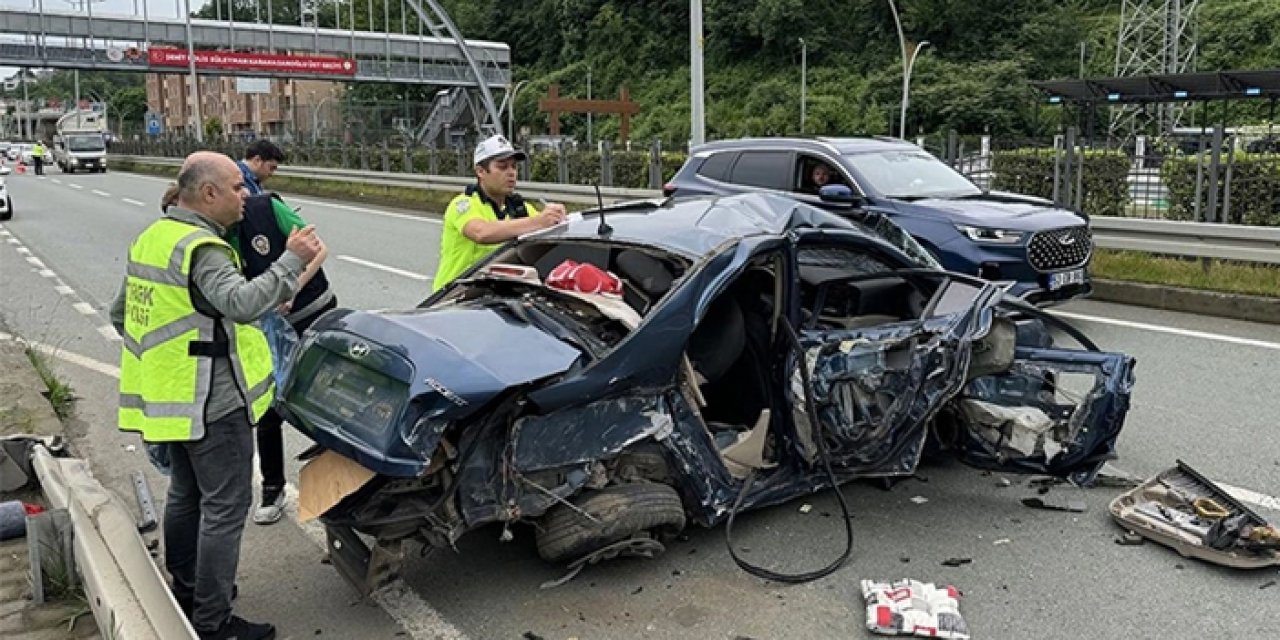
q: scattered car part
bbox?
[1021,497,1088,513]
[1109,460,1280,568]
[131,470,158,533]
[940,557,973,567]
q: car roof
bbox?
[690,136,919,157]
[527,192,875,259]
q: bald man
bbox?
[110,151,322,640]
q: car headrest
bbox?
[616,250,673,298]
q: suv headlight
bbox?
[955,224,1024,244]
[69,158,78,165]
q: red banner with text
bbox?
[148,48,356,76]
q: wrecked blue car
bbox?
[276,192,1136,591]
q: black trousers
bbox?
[257,299,335,491]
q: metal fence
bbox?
[113,126,1280,227]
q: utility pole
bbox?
[21,68,29,140]
[586,68,592,146]
[690,0,705,146]
[183,0,202,142]
[799,38,807,134]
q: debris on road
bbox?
[1021,496,1088,513]
[861,578,969,639]
[941,557,972,567]
[799,503,813,514]
[993,538,1011,546]
[1261,580,1276,590]
[910,496,929,505]
[996,477,1012,488]
[1108,460,1280,568]
[1114,532,1146,546]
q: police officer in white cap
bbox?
[432,135,567,291]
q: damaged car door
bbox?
[791,240,1000,478]
[944,342,1137,484]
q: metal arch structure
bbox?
[1110,0,1201,140]
[402,0,503,136]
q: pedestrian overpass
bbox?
[0,7,510,87]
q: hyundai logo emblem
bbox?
[348,342,371,359]
[1057,233,1077,246]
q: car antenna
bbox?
[594,182,613,236]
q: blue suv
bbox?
[665,137,1092,304]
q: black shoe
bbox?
[199,615,276,640]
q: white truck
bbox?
[53,111,108,174]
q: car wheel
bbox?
[0,199,10,221]
[536,482,685,564]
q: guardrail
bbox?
[33,444,196,639]
[117,155,1280,264]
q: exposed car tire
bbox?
[536,482,686,564]
[0,200,10,221]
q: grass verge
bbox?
[114,160,1279,298]
[23,346,76,420]
[1091,248,1280,298]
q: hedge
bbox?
[1160,153,1280,226]
[991,148,1131,217]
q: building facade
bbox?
[146,73,343,140]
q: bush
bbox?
[1160,153,1280,225]
[992,148,1131,217]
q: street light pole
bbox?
[183,0,203,142]
[900,40,930,140]
[798,37,807,134]
[586,68,592,146]
[507,80,528,142]
[690,0,705,146]
[887,0,908,138]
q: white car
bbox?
[0,165,13,221]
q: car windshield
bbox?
[67,135,105,152]
[844,149,981,199]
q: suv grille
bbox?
[1027,226,1092,272]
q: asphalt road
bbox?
[1,167,1278,640]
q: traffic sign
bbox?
[146,113,162,136]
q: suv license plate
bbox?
[1048,268,1087,291]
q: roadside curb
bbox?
[0,336,196,639]
[1091,278,1280,325]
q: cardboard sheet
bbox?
[297,449,376,523]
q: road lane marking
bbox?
[15,246,30,254]
[122,198,146,207]
[0,332,121,378]
[337,255,431,281]
[69,184,83,190]
[1054,311,1280,352]
[54,285,75,295]
[37,269,56,278]
[1219,482,1280,512]
[92,189,112,197]
[4,239,17,244]
[97,325,121,341]
[51,178,62,184]
[287,197,443,224]
[25,256,45,268]
[72,302,96,315]
[279,483,468,640]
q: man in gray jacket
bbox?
[111,151,322,640]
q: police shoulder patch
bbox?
[251,234,271,256]
[456,198,471,213]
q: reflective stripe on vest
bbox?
[117,218,276,442]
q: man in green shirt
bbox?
[432,135,566,292]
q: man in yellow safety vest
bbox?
[110,151,322,640]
